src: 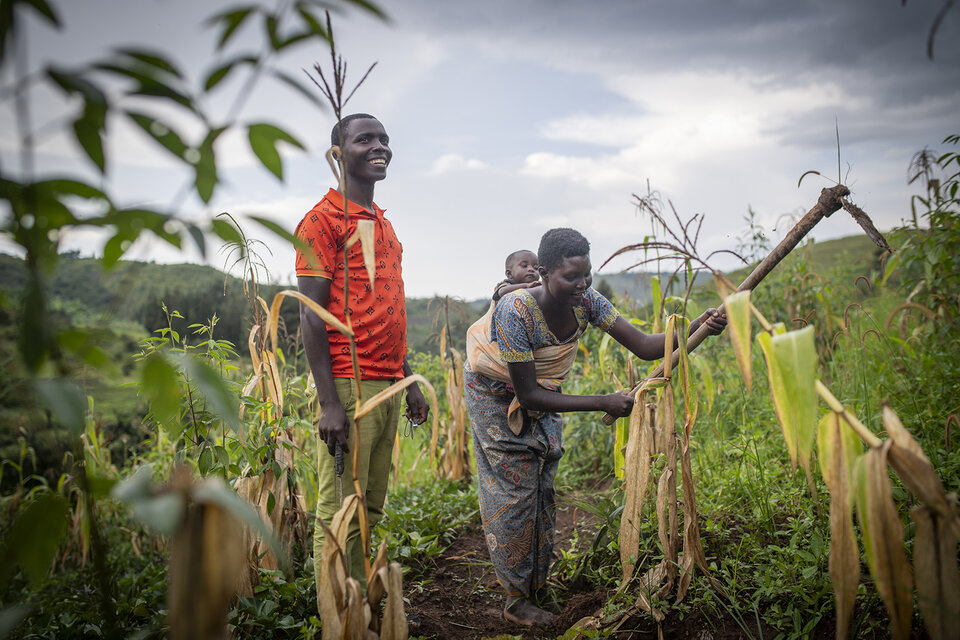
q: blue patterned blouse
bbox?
[492,287,620,363]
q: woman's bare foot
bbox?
[503,598,557,626]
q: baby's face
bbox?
[506,252,540,283]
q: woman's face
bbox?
[541,254,592,306]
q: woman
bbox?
[464,228,726,626]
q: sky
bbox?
[2,0,958,299]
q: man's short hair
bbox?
[538,228,590,271]
[330,113,378,148]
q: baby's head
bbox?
[505,250,539,284]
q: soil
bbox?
[404,495,844,640]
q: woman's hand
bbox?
[601,392,635,418]
[692,308,727,336]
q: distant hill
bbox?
[0,252,480,356]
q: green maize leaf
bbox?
[817,411,862,639]
[724,290,753,390]
[0,604,32,638]
[854,442,914,640]
[141,352,183,438]
[614,416,627,481]
[757,325,817,485]
[248,122,305,180]
[0,492,69,588]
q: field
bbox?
[2,3,958,637]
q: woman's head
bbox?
[537,228,590,271]
[537,228,592,306]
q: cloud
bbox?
[428,153,488,175]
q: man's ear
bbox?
[330,145,341,160]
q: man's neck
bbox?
[346,182,376,212]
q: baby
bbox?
[493,249,541,301]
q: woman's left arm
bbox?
[607,308,727,362]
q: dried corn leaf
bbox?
[367,539,390,608]
[317,495,360,640]
[883,404,951,517]
[356,219,376,287]
[378,562,409,640]
[341,577,366,640]
[757,325,817,491]
[817,412,861,640]
[677,435,711,602]
[620,398,655,584]
[269,289,353,346]
[911,502,960,640]
[168,498,245,640]
[724,290,753,390]
[854,442,914,640]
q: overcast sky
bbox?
[2,0,958,299]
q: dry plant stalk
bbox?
[437,324,471,481]
[167,467,246,640]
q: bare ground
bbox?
[404,495,852,640]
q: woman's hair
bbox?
[538,228,590,270]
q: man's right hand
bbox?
[318,401,349,456]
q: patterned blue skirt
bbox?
[464,365,564,598]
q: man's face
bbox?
[340,118,392,185]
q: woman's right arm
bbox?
[508,360,634,417]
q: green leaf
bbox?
[23,0,61,26]
[73,114,105,173]
[194,127,225,203]
[1,492,69,587]
[34,178,106,201]
[141,352,183,438]
[268,68,324,107]
[249,215,313,258]
[202,54,257,91]
[206,6,258,50]
[724,290,753,390]
[47,67,107,109]
[33,378,86,434]
[757,325,818,487]
[198,447,213,475]
[179,353,240,432]
[126,111,189,160]
[0,604,32,638]
[211,217,244,245]
[247,122,305,180]
[113,47,183,78]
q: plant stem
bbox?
[814,380,882,447]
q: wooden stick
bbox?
[602,184,852,425]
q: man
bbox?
[295,113,428,593]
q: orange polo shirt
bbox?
[295,188,406,379]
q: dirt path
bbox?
[406,497,611,639]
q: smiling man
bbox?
[295,113,428,596]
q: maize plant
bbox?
[723,288,959,640]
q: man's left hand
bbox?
[405,384,429,425]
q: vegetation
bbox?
[0,0,957,637]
